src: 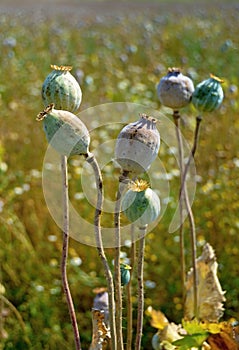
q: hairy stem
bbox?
[126,224,136,350]
[135,226,146,350]
[86,152,117,350]
[173,111,198,319]
[114,171,130,350]
[61,155,81,350]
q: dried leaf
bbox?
[184,243,226,322]
[89,309,110,350]
[207,331,239,350]
[146,306,169,330]
[90,291,110,350]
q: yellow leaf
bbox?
[200,319,239,339]
[200,322,221,334]
[146,306,169,330]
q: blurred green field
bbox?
[0,1,239,349]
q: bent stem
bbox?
[173,111,198,319]
[179,115,202,198]
[126,224,136,350]
[173,111,186,302]
[0,294,31,345]
[61,155,81,350]
[85,152,117,350]
[114,171,130,350]
[135,226,146,350]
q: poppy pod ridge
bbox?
[36,103,90,157]
[121,179,161,228]
[157,67,194,110]
[114,114,160,176]
[192,74,224,113]
[42,65,82,113]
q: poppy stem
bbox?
[135,226,147,350]
[173,111,198,319]
[61,155,82,350]
[85,152,117,350]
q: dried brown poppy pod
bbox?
[114,114,160,176]
[157,67,194,109]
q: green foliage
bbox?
[0,1,239,348]
[173,333,208,350]
[173,320,209,350]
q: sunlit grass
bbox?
[0,2,239,348]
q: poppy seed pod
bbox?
[121,180,161,228]
[36,104,90,156]
[115,114,160,176]
[120,264,131,286]
[192,74,224,112]
[42,65,82,113]
[152,333,160,350]
[157,67,194,109]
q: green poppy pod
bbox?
[36,104,90,156]
[42,65,82,113]
[120,264,131,286]
[115,114,160,176]
[121,180,161,228]
[192,74,224,112]
[157,67,194,109]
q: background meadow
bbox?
[0,1,239,348]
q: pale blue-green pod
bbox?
[42,65,82,113]
[121,180,161,228]
[152,333,161,350]
[192,74,224,112]
[157,67,194,109]
[37,104,90,156]
[120,264,131,286]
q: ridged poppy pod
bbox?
[115,114,160,176]
[121,180,161,228]
[157,67,194,109]
[42,65,82,113]
[36,104,90,156]
[192,74,224,112]
[120,264,131,286]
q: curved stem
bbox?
[179,115,202,198]
[184,187,198,319]
[135,226,146,350]
[114,171,130,350]
[0,294,27,332]
[86,153,117,350]
[61,155,81,350]
[126,224,136,350]
[173,111,198,319]
[173,111,186,302]
[179,114,202,319]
